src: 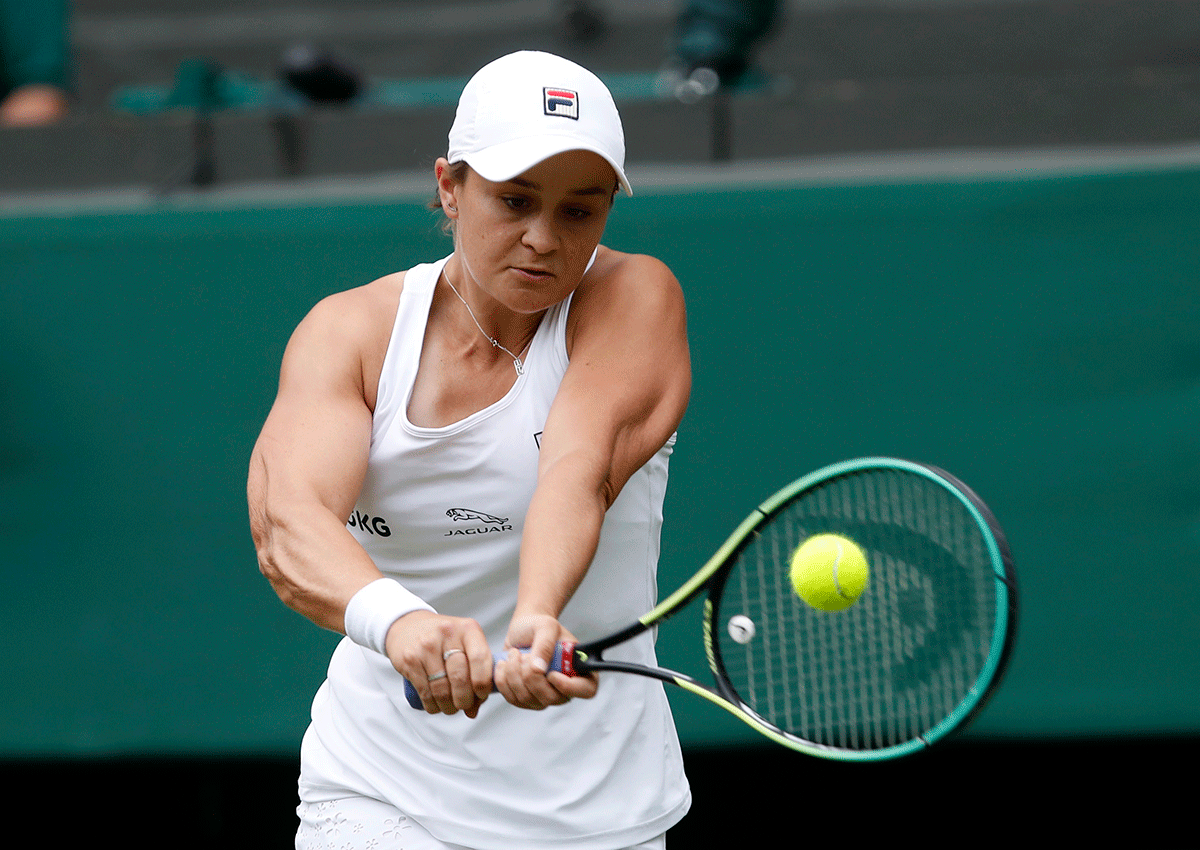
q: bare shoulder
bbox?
[583,248,680,300]
[294,270,405,351]
[567,248,684,346]
[550,248,690,496]
[562,245,690,405]
[280,270,406,408]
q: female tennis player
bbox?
[248,51,692,849]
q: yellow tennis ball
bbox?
[790,534,870,611]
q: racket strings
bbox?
[713,468,1001,751]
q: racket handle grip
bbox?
[403,641,577,709]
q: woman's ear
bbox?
[435,158,461,220]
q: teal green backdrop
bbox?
[3,163,1198,756]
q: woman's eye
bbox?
[502,196,530,210]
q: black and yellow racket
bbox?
[406,457,1018,761]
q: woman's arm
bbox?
[248,290,379,628]
[248,283,494,716]
[496,251,691,708]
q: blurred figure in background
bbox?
[561,1,781,89]
[1,0,71,127]
[671,0,781,87]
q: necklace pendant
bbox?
[442,273,527,377]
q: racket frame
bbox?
[572,457,1017,762]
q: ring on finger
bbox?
[427,670,447,683]
[443,648,464,661]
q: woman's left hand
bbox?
[495,613,598,709]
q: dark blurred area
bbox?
[8,737,1194,846]
[2,0,1199,194]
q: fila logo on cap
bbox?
[543,87,579,119]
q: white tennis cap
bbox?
[447,51,632,196]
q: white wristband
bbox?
[344,578,436,656]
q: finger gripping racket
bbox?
[403,643,576,708]
[412,458,1018,761]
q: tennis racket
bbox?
[406,457,1018,761]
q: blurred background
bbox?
[3,0,1199,845]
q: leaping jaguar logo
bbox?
[446,508,509,524]
[444,507,513,537]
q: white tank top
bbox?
[298,256,691,849]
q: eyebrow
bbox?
[506,177,612,196]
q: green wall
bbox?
[3,162,1198,756]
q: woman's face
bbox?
[440,149,617,314]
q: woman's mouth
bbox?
[514,267,553,282]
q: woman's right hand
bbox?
[385,611,495,718]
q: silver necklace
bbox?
[443,273,525,375]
